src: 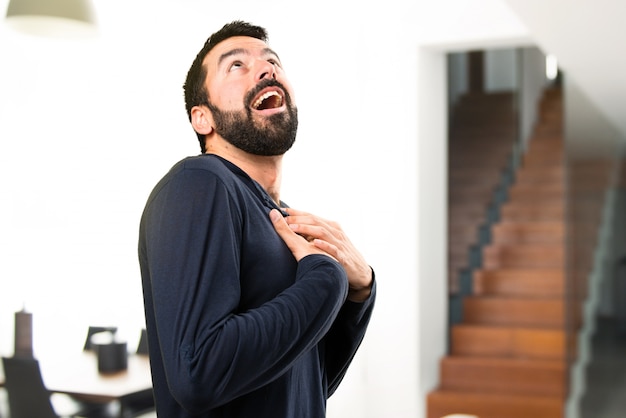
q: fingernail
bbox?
[269,209,281,222]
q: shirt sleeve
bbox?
[325,270,377,396]
[141,168,349,414]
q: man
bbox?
[138,20,376,418]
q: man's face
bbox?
[202,36,298,156]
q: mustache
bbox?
[245,78,291,107]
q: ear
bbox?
[191,105,214,136]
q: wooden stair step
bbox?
[463,296,564,327]
[530,126,562,137]
[435,86,566,418]
[449,171,501,185]
[530,119,562,130]
[438,356,566,397]
[449,159,509,170]
[449,220,485,233]
[449,253,471,270]
[490,221,564,244]
[427,389,562,418]
[448,236,476,252]
[454,98,516,110]
[449,188,495,202]
[507,188,563,200]
[473,269,564,297]
[449,241,474,256]
[451,131,516,141]
[526,133,562,142]
[449,206,488,220]
[449,182,496,194]
[503,197,564,207]
[505,191,564,203]
[448,144,513,155]
[537,119,562,129]
[526,136,563,148]
[449,203,487,216]
[523,143,563,154]
[508,182,564,196]
[515,168,564,184]
[451,324,566,360]
[500,201,564,221]
[482,244,564,269]
[449,269,466,282]
[448,225,480,242]
[453,106,516,116]
[450,126,516,137]
[522,154,563,166]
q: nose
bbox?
[256,60,277,81]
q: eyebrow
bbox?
[217,47,281,67]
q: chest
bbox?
[237,196,297,309]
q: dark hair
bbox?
[183,21,269,152]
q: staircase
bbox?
[428,87,567,418]
[448,91,517,293]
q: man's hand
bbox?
[269,209,332,262]
[281,208,373,302]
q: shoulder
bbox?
[144,155,249,207]
[171,154,233,177]
[155,154,243,190]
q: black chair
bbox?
[136,329,148,355]
[2,356,57,418]
[83,326,118,351]
[119,389,155,418]
[120,329,155,418]
[1,356,114,418]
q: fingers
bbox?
[283,208,372,294]
[283,208,338,243]
[269,209,329,262]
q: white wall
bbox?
[503,0,626,140]
[485,47,518,92]
[0,1,530,417]
[447,52,468,109]
[519,46,550,149]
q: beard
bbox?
[207,80,298,156]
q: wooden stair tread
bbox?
[482,244,564,269]
[491,221,564,244]
[434,86,567,418]
[439,356,566,396]
[427,389,563,418]
[451,324,566,360]
[508,183,564,194]
[473,268,564,297]
[463,296,564,327]
[499,203,564,221]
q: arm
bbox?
[142,171,349,413]
[280,207,374,301]
[271,207,376,394]
[325,273,376,395]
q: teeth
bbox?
[252,91,282,109]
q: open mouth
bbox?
[251,90,284,110]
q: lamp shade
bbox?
[5,0,97,38]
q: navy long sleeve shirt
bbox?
[138,154,376,417]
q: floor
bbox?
[1,320,624,417]
[0,390,157,417]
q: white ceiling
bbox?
[503,0,626,139]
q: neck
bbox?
[205,137,283,204]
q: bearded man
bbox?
[138,20,376,418]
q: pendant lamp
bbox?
[5,0,97,38]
